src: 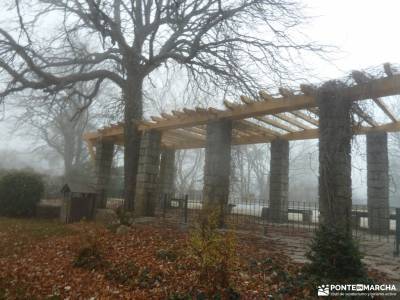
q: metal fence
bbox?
[105,195,400,256]
[153,194,400,256]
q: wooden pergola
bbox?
[87,63,400,227]
[84,64,400,155]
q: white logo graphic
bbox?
[317,285,330,296]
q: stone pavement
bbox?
[264,231,400,281]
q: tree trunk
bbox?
[64,129,75,182]
[123,71,144,211]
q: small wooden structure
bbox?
[60,183,97,223]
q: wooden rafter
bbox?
[162,122,400,149]
[372,98,397,122]
[257,91,312,130]
[225,99,294,133]
[183,126,207,136]
[353,105,378,127]
[168,129,205,142]
[289,110,319,126]
[351,70,396,126]
[84,71,400,150]
[278,87,319,125]
[235,119,280,137]
[273,113,311,130]
[255,116,295,132]
[239,96,296,132]
[131,73,400,131]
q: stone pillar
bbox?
[367,132,390,234]
[269,139,289,223]
[134,130,161,217]
[95,139,115,208]
[318,81,353,227]
[203,120,232,225]
[158,149,176,197]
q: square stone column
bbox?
[367,132,390,234]
[158,149,176,197]
[95,139,115,208]
[134,130,161,217]
[203,120,232,225]
[269,139,289,223]
[317,81,353,227]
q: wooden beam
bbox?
[161,122,400,149]
[372,98,397,122]
[353,105,378,127]
[226,98,294,132]
[281,122,400,141]
[258,90,275,101]
[86,74,400,142]
[351,70,397,126]
[255,116,295,132]
[236,96,312,130]
[137,94,315,131]
[151,116,164,122]
[289,110,319,126]
[235,120,280,137]
[274,113,311,130]
[161,112,174,119]
[166,129,205,142]
[237,121,400,144]
[183,126,207,136]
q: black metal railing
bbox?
[106,195,400,256]
[155,195,400,252]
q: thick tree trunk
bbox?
[123,72,144,211]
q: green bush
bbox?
[188,208,238,297]
[303,224,371,284]
[0,171,44,217]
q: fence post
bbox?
[163,194,167,219]
[395,208,400,257]
[183,194,188,224]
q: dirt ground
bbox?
[0,218,393,299]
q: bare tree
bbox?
[175,149,204,195]
[0,0,323,210]
[231,144,269,203]
[14,90,94,180]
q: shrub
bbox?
[303,224,371,285]
[105,261,139,285]
[155,248,177,262]
[188,208,238,297]
[0,171,44,217]
[73,227,107,270]
[73,244,105,270]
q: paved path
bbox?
[264,232,400,281]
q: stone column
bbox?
[158,149,176,197]
[269,139,289,223]
[318,81,353,227]
[367,132,390,234]
[134,130,162,217]
[203,120,232,225]
[95,139,115,208]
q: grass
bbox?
[0,217,76,257]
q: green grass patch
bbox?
[0,217,77,257]
[0,217,75,238]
